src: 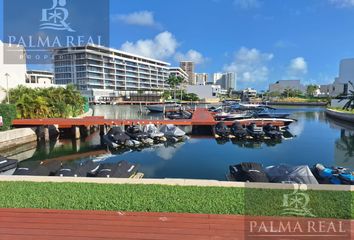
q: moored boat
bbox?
[160,124,188,142]
[213,122,231,139]
[246,123,265,140]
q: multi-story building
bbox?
[26,70,54,85]
[180,61,195,85]
[214,72,236,90]
[0,41,26,102]
[168,67,188,81]
[53,45,171,101]
[195,73,209,86]
[269,80,306,93]
[212,73,223,84]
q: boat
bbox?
[236,118,296,127]
[143,124,167,143]
[103,127,140,148]
[165,110,192,120]
[263,124,283,140]
[265,165,318,184]
[246,123,265,140]
[93,161,139,178]
[213,122,231,139]
[160,124,187,142]
[146,101,181,113]
[229,162,269,182]
[13,161,62,176]
[230,122,248,139]
[126,125,154,145]
[215,111,253,121]
[0,157,18,173]
[312,164,354,185]
[254,108,290,118]
[56,161,100,177]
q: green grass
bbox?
[0,182,352,219]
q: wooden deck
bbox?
[0,209,352,240]
[12,108,289,129]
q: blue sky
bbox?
[2,0,354,90]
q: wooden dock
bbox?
[0,208,351,240]
[12,108,288,129]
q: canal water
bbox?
[3,105,354,181]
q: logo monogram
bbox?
[40,0,75,32]
[282,184,316,217]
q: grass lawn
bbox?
[0,182,352,219]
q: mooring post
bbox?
[71,126,81,140]
[99,125,105,136]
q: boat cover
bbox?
[214,122,230,137]
[229,162,269,183]
[56,161,100,177]
[107,127,131,143]
[160,124,186,138]
[265,165,318,184]
[143,124,164,138]
[95,161,138,178]
[0,158,18,172]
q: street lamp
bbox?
[5,73,10,104]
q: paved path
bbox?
[0,209,352,240]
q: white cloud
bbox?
[112,11,158,27]
[287,57,308,77]
[234,0,262,9]
[121,31,179,60]
[223,47,274,83]
[175,50,207,64]
[329,0,354,8]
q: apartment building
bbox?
[180,61,196,85]
[195,73,209,85]
[53,45,171,100]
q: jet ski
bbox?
[13,161,62,176]
[263,124,283,140]
[94,161,139,178]
[143,124,167,143]
[56,161,100,177]
[246,123,265,140]
[229,162,269,183]
[126,125,154,145]
[213,122,231,139]
[230,122,248,139]
[0,157,18,173]
[312,164,354,185]
[160,124,188,143]
[254,108,290,118]
[103,127,141,148]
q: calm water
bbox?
[3,105,354,180]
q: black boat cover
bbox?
[107,127,131,143]
[0,158,18,172]
[214,122,230,137]
[95,161,138,178]
[14,161,62,176]
[229,162,269,182]
[56,161,100,177]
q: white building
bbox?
[195,73,209,86]
[186,85,221,102]
[169,67,188,81]
[243,88,257,99]
[0,41,27,102]
[319,59,354,97]
[53,45,171,101]
[269,80,306,93]
[26,70,54,85]
[212,73,223,84]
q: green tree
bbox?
[306,85,319,97]
[339,81,354,111]
[166,75,184,100]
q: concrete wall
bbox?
[326,109,354,123]
[0,128,37,151]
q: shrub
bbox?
[0,104,16,131]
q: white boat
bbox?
[236,118,296,127]
[146,102,180,113]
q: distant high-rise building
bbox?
[180,61,195,85]
[195,73,209,85]
[213,72,236,90]
[212,73,223,84]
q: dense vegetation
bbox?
[0,182,352,219]
[7,85,86,119]
[0,104,16,131]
